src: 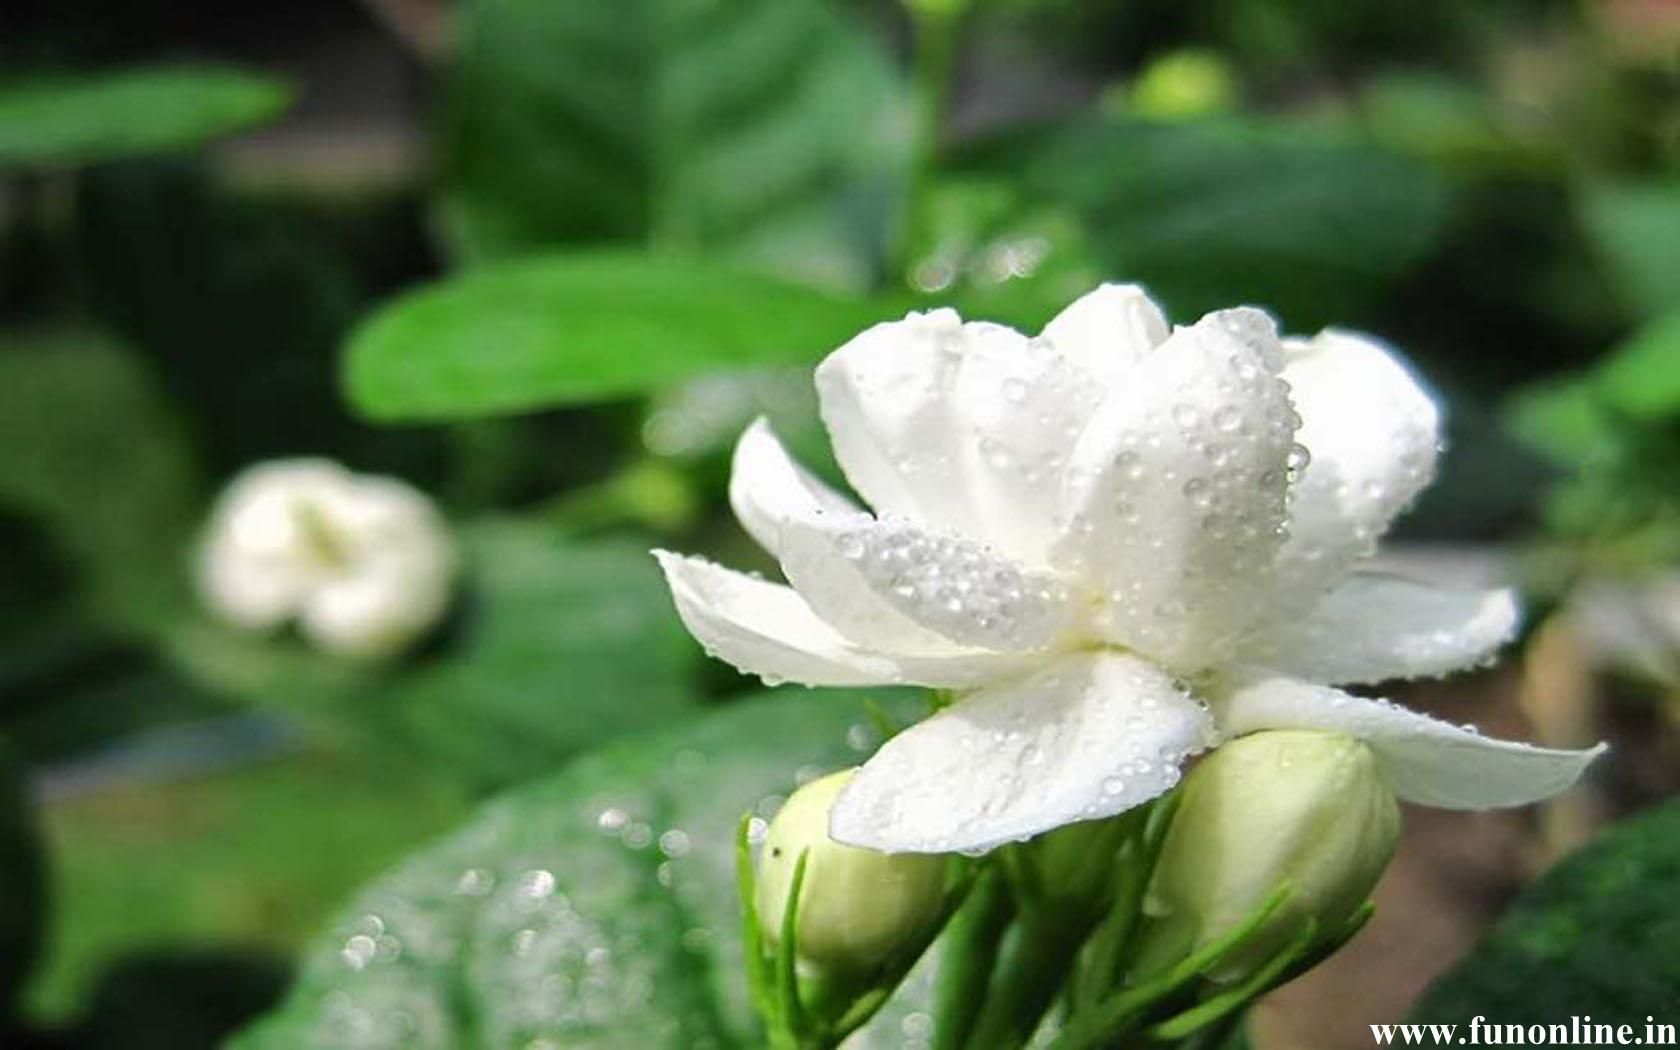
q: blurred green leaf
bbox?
[29,747,470,1022]
[0,329,200,632]
[1029,118,1452,329]
[230,688,922,1049]
[392,520,700,790]
[1414,797,1680,1026]
[0,742,45,1023]
[344,252,902,421]
[0,66,290,168]
[1579,180,1680,318]
[1357,72,1559,176]
[440,0,906,290]
[1596,311,1680,423]
[1506,312,1680,468]
[168,519,701,791]
[1505,376,1619,470]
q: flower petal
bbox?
[1243,573,1520,685]
[1039,283,1170,387]
[1054,310,1296,671]
[653,551,1036,688]
[1275,330,1441,602]
[830,651,1214,853]
[728,418,860,557]
[1215,676,1605,809]
[776,516,1078,652]
[724,422,1074,653]
[814,308,1102,567]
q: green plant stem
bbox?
[964,911,1087,1049]
[932,868,1013,1050]
[894,0,964,281]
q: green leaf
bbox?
[0,329,200,632]
[1504,312,1680,470]
[1504,375,1619,470]
[1414,797,1680,1027]
[29,745,470,1022]
[439,0,905,288]
[0,66,291,168]
[230,688,917,1049]
[1029,118,1451,330]
[0,742,45,1022]
[343,252,904,421]
[391,520,701,789]
[1579,180,1680,318]
[1595,311,1680,423]
[167,519,701,791]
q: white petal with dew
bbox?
[779,516,1078,653]
[815,309,1101,568]
[1215,675,1605,809]
[653,552,1038,688]
[1039,283,1170,387]
[831,651,1214,853]
[1241,573,1519,685]
[728,418,860,557]
[1054,310,1296,671]
[1274,330,1441,604]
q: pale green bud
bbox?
[1133,730,1400,981]
[756,769,947,973]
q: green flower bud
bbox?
[1133,730,1400,981]
[756,769,947,973]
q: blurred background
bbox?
[1,0,1677,1047]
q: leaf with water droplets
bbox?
[229,688,926,1049]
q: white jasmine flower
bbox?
[198,458,456,660]
[654,286,1604,854]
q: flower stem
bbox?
[931,868,1013,1050]
[963,910,1087,1049]
[893,0,967,283]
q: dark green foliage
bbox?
[1415,797,1680,1024]
[0,743,45,1023]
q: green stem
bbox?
[932,868,1013,1050]
[893,0,965,282]
[964,912,1086,1050]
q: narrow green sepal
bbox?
[776,848,812,1039]
[736,812,774,1020]
[1149,916,1320,1040]
[1053,881,1293,1050]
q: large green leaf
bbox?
[231,688,921,1049]
[168,519,701,791]
[1029,118,1451,330]
[343,252,906,421]
[439,0,905,288]
[1413,797,1680,1027]
[0,329,200,632]
[0,66,290,168]
[1579,180,1680,318]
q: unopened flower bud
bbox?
[1133,730,1400,981]
[197,458,456,660]
[756,769,946,973]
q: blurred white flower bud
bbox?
[1132,730,1400,981]
[755,769,946,973]
[197,458,456,659]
